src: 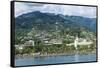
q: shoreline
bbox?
[15,50,96,59]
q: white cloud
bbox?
[15,2,96,18]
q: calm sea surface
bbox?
[15,54,96,66]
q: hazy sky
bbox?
[15,2,96,18]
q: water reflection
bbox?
[75,53,79,62]
[15,54,96,66]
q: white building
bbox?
[74,36,78,50]
[24,40,35,46]
[67,36,93,47]
[15,44,24,50]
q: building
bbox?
[67,36,93,47]
[15,44,24,50]
[24,40,35,46]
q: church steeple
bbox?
[74,35,78,50]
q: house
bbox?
[24,40,35,46]
[49,39,62,44]
[43,38,62,45]
[15,44,24,50]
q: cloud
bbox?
[15,2,96,18]
[15,2,44,17]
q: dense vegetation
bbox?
[15,44,96,56]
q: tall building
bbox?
[74,36,78,50]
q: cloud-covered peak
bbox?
[15,2,96,18]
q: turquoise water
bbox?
[15,54,96,66]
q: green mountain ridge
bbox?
[15,11,96,45]
[15,11,96,31]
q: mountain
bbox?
[15,11,96,44]
[15,11,96,32]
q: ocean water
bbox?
[15,54,96,66]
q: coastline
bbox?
[15,50,96,59]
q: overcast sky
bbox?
[15,2,96,18]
